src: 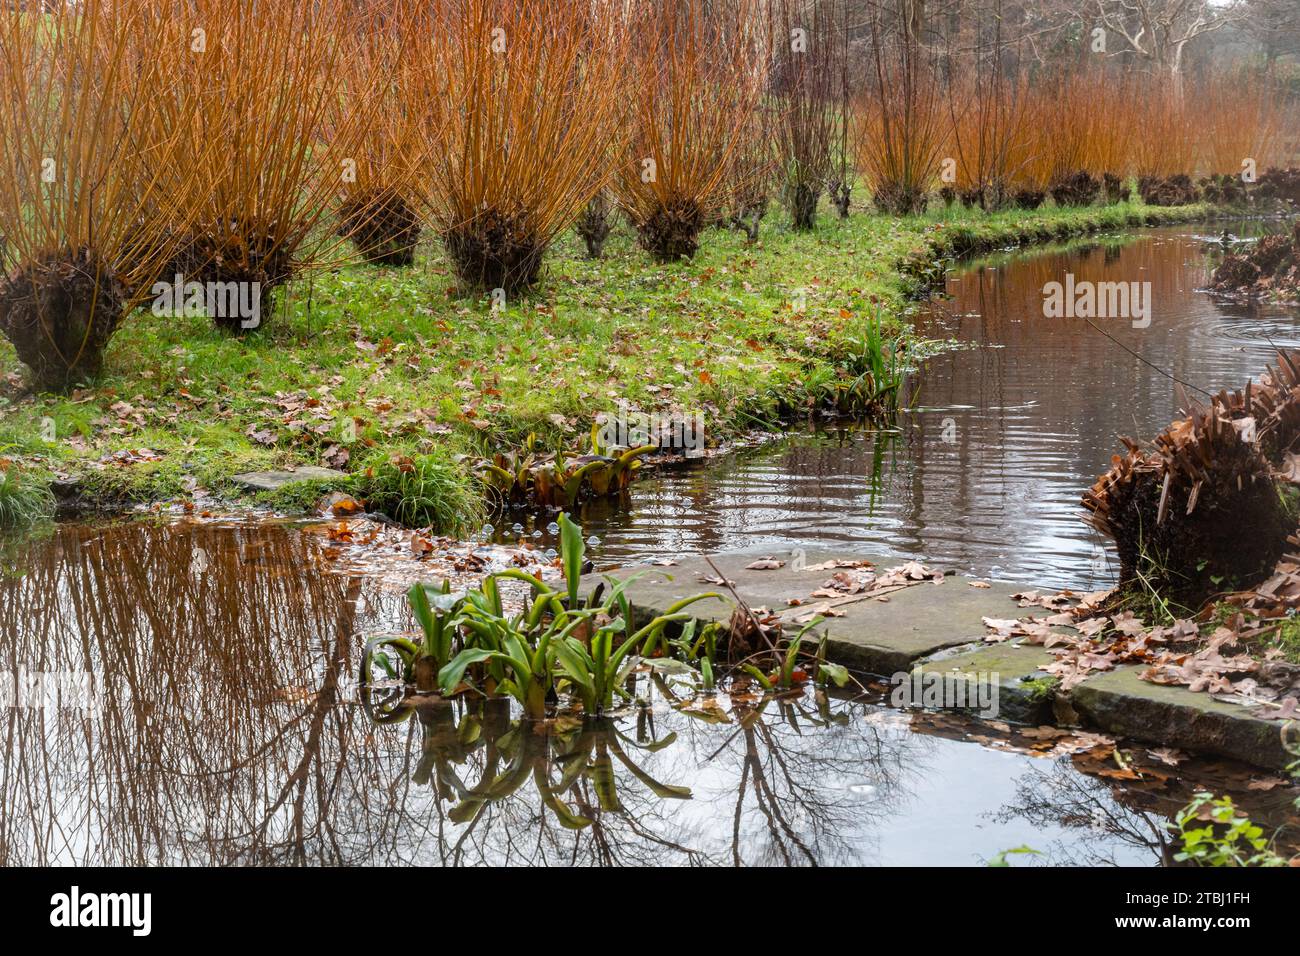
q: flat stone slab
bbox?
[586,548,1023,676]
[591,548,1299,768]
[1069,666,1293,770]
[231,467,348,493]
[913,644,1058,725]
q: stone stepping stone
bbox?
[230,466,348,493]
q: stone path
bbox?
[583,548,1294,769]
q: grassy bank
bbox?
[0,200,1215,524]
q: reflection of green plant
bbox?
[988,845,1041,867]
[362,696,690,832]
[1168,793,1286,867]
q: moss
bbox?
[256,477,358,514]
[75,459,191,507]
[1018,675,1061,702]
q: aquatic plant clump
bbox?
[0,250,128,392]
[0,461,55,529]
[358,452,483,535]
[336,191,422,267]
[360,514,845,723]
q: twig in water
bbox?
[1084,317,1213,399]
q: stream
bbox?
[579,223,1300,592]
[2,223,1298,866]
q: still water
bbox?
[2,225,1298,866]
[581,225,1300,591]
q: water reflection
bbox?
[578,226,1300,591]
[2,520,1295,866]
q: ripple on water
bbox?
[580,224,1300,591]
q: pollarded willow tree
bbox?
[331,0,435,267]
[132,0,373,332]
[425,0,633,295]
[615,0,769,263]
[771,0,842,230]
[0,0,197,391]
[853,0,946,215]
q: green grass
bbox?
[0,462,55,529]
[0,197,1215,514]
[357,449,483,534]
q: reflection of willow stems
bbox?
[743,723,816,866]
[444,743,505,826]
